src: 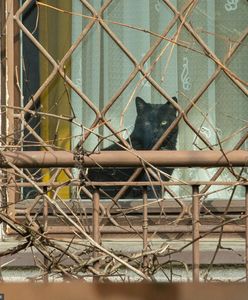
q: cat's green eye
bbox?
[160,121,167,126]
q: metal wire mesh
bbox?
[0,0,247,282]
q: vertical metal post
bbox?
[0,1,3,233]
[142,187,148,274]
[93,188,100,282]
[245,186,248,282]
[93,188,100,245]
[5,0,16,217]
[192,185,200,282]
[43,188,49,283]
[5,0,15,116]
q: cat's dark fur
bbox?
[82,96,178,198]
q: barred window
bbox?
[1,0,247,283]
[20,0,247,200]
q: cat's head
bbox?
[132,96,178,149]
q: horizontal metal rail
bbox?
[2,181,247,187]
[42,224,247,234]
[0,150,247,168]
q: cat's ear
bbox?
[135,97,148,114]
[166,96,177,109]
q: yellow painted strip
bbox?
[40,0,72,199]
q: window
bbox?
[19,0,247,200]
[1,0,247,282]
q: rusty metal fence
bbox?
[0,0,248,282]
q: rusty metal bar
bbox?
[42,224,246,235]
[92,189,100,282]
[43,188,49,283]
[93,189,100,245]
[5,1,15,132]
[0,150,247,168]
[5,0,17,220]
[1,181,247,188]
[142,187,148,274]
[246,186,248,282]
[192,185,200,282]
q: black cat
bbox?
[82,96,178,198]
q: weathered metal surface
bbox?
[192,185,200,282]
[0,150,247,168]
